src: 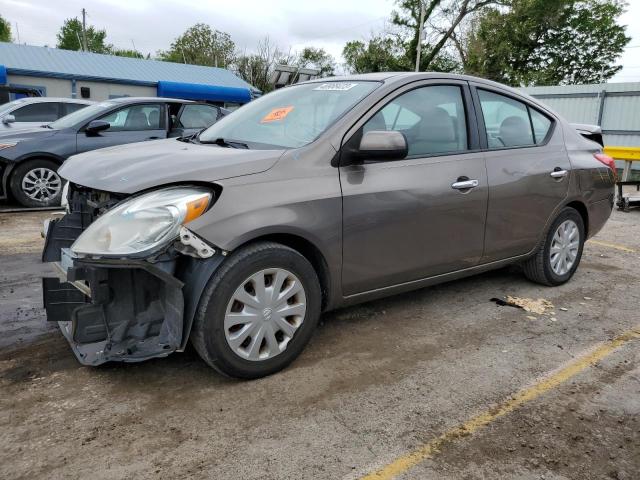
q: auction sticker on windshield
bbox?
[261,106,294,123]
[313,83,358,91]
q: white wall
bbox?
[7,74,72,97]
[75,81,156,101]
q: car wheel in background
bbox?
[191,241,322,379]
[523,207,585,286]
[9,159,63,208]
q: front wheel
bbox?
[191,242,322,379]
[9,159,63,208]
[523,207,585,286]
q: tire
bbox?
[523,207,585,286]
[191,241,322,379]
[9,159,63,208]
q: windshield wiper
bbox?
[40,124,53,129]
[199,137,249,149]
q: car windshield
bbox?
[0,99,27,115]
[199,81,381,149]
[49,101,116,130]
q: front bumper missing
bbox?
[42,218,224,366]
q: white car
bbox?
[0,97,94,131]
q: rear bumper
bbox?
[42,217,224,366]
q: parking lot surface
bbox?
[1,209,638,480]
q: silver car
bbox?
[0,97,93,131]
[42,73,616,378]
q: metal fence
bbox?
[522,82,640,176]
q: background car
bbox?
[0,97,227,207]
[0,97,94,132]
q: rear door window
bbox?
[478,90,534,148]
[64,103,89,116]
[12,102,59,122]
[529,108,553,144]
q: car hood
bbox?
[0,127,58,141]
[59,138,285,194]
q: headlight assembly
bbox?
[71,187,212,257]
[0,142,17,150]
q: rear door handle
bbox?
[451,179,479,190]
[550,169,568,178]
[146,136,160,140]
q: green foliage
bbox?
[159,23,236,68]
[296,47,336,77]
[465,0,631,85]
[343,36,408,73]
[0,14,11,42]
[56,17,111,53]
[112,49,144,59]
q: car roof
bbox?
[106,96,196,105]
[7,97,95,105]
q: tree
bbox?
[343,36,408,73]
[112,49,144,59]
[56,17,111,53]
[235,37,280,93]
[391,0,502,70]
[296,47,336,77]
[159,24,235,68]
[465,0,630,85]
[0,14,11,42]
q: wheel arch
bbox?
[565,200,589,237]
[234,232,333,311]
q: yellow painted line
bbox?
[360,327,640,480]
[588,239,636,253]
[604,146,640,161]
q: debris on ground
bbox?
[491,296,554,315]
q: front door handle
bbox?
[451,179,479,190]
[146,136,160,140]
[550,169,568,178]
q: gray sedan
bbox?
[0,97,226,207]
[42,72,615,378]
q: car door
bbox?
[340,81,488,296]
[7,101,60,129]
[76,103,167,154]
[471,85,571,262]
[169,103,221,137]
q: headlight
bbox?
[71,187,212,257]
[0,142,17,150]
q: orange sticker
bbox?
[261,106,294,123]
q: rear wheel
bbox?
[9,159,63,207]
[523,207,585,286]
[191,242,321,379]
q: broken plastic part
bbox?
[176,227,215,258]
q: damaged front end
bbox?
[42,184,224,366]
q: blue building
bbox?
[0,43,256,108]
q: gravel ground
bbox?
[0,208,638,480]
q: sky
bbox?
[2,0,640,82]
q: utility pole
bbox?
[415,0,425,72]
[81,8,88,52]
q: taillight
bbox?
[594,153,617,180]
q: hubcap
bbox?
[224,268,307,361]
[22,167,62,202]
[549,219,580,276]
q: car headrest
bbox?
[499,115,532,146]
[417,106,456,143]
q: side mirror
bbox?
[85,120,111,135]
[357,130,408,161]
[2,114,16,125]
